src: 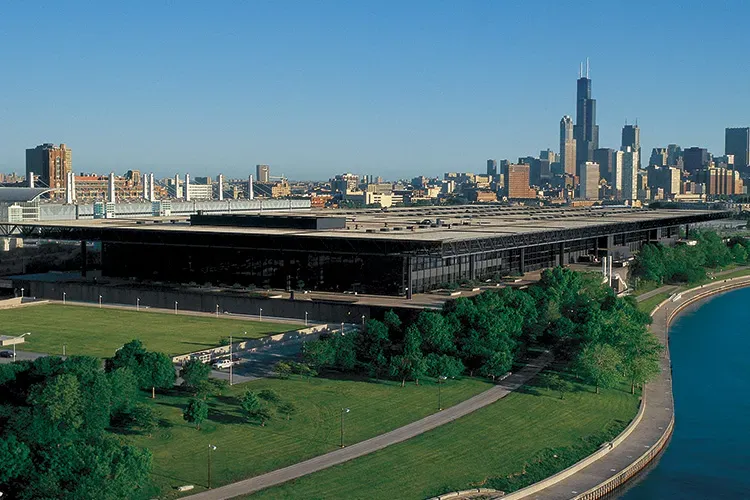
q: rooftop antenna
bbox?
[579,62,583,78]
[586,57,589,78]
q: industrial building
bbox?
[1,205,729,297]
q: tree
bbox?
[302,339,334,372]
[415,311,456,354]
[577,343,622,394]
[179,358,210,389]
[241,391,271,426]
[277,401,297,420]
[108,367,139,414]
[383,310,402,338]
[258,389,281,404]
[273,361,292,379]
[29,373,84,431]
[424,353,464,378]
[108,339,147,372]
[195,378,229,400]
[183,398,208,429]
[141,351,176,398]
[620,330,662,394]
[539,372,573,399]
[129,404,158,436]
[356,319,391,378]
[731,243,748,263]
[0,434,31,483]
[479,350,512,382]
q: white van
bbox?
[214,359,234,370]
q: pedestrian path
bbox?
[182,351,554,500]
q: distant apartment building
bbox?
[74,174,145,202]
[621,147,639,201]
[254,180,291,198]
[503,163,536,199]
[467,189,497,203]
[486,159,497,178]
[331,173,359,193]
[25,143,72,198]
[578,161,600,200]
[612,150,624,198]
[256,164,271,183]
[621,124,641,170]
[649,148,668,167]
[696,168,744,196]
[725,127,750,170]
[647,166,681,197]
[593,148,615,186]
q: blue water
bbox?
[618,288,750,499]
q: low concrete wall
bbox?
[0,298,49,310]
[428,487,502,500]
[172,323,337,365]
[0,297,22,309]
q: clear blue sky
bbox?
[1,1,748,181]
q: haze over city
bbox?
[2,0,749,180]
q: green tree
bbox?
[129,403,158,436]
[0,434,31,483]
[108,367,139,414]
[356,319,391,378]
[195,378,229,400]
[277,401,297,420]
[258,389,281,404]
[108,339,147,372]
[382,309,402,337]
[179,358,210,389]
[479,350,512,382]
[731,243,748,263]
[424,353,464,378]
[141,351,176,398]
[302,339,334,372]
[29,372,84,431]
[577,343,622,394]
[183,398,208,429]
[416,311,456,354]
[539,372,573,399]
[273,361,292,379]
[241,391,271,426]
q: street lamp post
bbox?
[62,292,66,304]
[216,304,219,317]
[340,408,350,447]
[99,295,102,308]
[63,343,67,357]
[229,334,233,386]
[13,332,31,360]
[174,301,178,314]
[20,288,24,299]
[136,297,140,311]
[259,308,263,321]
[305,311,308,326]
[361,315,365,328]
[438,375,447,410]
[207,444,217,489]
[340,322,344,335]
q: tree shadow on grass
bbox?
[208,410,247,425]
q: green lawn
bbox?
[637,292,672,314]
[244,378,639,500]
[128,375,493,498]
[0,304,298,357]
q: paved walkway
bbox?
[182,351,554,500]
[520,275,750,499]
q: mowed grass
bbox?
[245,380,639,500]
[0,304,298,357]
[128,375,492,498]
[637,292,672,314]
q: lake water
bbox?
[618,287,750,499]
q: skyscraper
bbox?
[25,143,72,198]
[621,124,641,170]
[649,148,668,167]
[579,162,600,200]
[503,163,536,199]
[487,159,497,178]
[256,164,270,183]
[683,147,711,173]
[725,127,750,171]
[573,61,599,175]
[593,148,615,185]
[621,147,639,201]
[559,116,576,177]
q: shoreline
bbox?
[506,276,750,500]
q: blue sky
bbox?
[1,1,748,180]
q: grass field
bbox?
[128,374,493,498]
[244,378,639,500]
[0,304,298,357]
[637,292,672,314]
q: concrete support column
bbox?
[405,256,414,299]
[519,248,526,274]
[469,254,476,280]
[559,242,565,267]
[80,240,88,278]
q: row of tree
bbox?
[631,230,748,285]
[301,267,662,395]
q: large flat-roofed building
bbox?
[25,143,72,198]
[3,205,728,297]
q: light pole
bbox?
[174,301,178,314]
[207,444,217,489]
[229,334,233,386]
[438,375,447,410]
[305,311,308,326]
[216,304,219,317]
[63,343,67,357]
[259,308,263,321]
[20,288,24,299]
[340,322,344,335]
[361,315,366,328]
[62,292,66,304]
[13,332,31,360]
[340,407,350,447]
[136,297,140,311]
[98,295,102,308]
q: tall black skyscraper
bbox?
[487,159,497,178]
[574,60,599,176]
[622,124,641,170]
[725,127,750,171]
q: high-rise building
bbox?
[560,115,577,177]
[613,150,624,198]
[518,156,541,186]
[503,163,536,199]
[539,150,556,181]
[647,166,681,197]
[696,167,744,196]
[683,147,711,173]
[593,148,615,185]
[725,127,750,171]
[579,161,600,200]
[621,147,639,201]
[649,148,668,167]
[621,124,641,170]
[487,159,497,178]
[256,164,270,183]
[25,143,72,198]
[667,144,683,167]
[573,61,599,174]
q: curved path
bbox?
[515,275,750,500]
[182,351,553,500]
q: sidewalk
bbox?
[182,351,554,500]
[516,275,750,499]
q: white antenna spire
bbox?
[586,57,589,78]
[579,62,583,78]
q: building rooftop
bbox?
[9,205,728,245]
[0,187,54,203]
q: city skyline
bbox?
[1,1,749,179]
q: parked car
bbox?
[0,351,15,358]
[214,359,234,370]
